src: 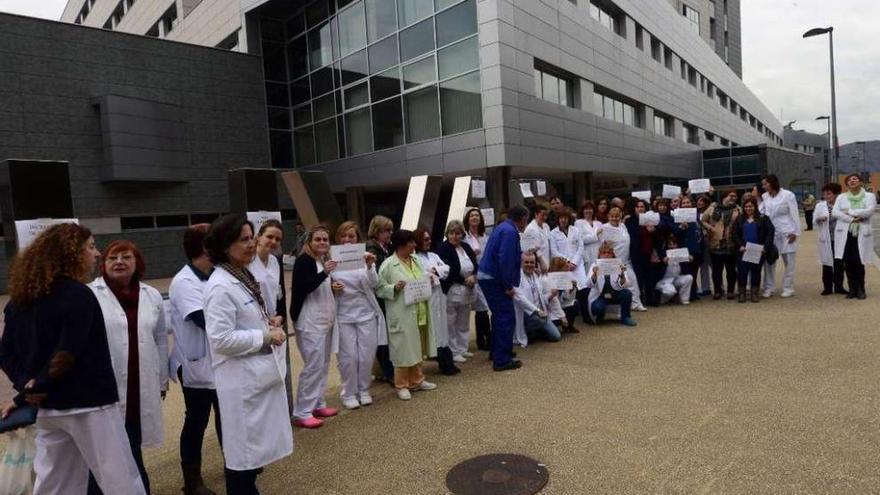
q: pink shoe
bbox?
[312,407,339,418]
[293,417,323,429]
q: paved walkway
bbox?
[5,230,880,493]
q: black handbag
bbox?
[0,405,38,434]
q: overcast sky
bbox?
[0,0,876,144]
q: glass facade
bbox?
[261,0,482,168]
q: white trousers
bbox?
[293,331,332,420]
[446,302,471,356]
[33,407,145,495]
[656,275,694,304]
[763,253,796,293]
[337,320,378,399]
[624,264,644,308]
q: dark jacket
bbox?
[731,214,777,263]
[436,241,478,295]
[365,240,390,274]
[289,253,329,322]
[0,278,119,410]
[478,219,522,290]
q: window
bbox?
[403,56,436,90]
[346,107,373,155]
[590,1,618,35]
[729,99,738,115]
[683,4,700,35]
[704,130,715,142]
[593,90,639,127]
[398,0,433,28]
[635,25,644,50]
[371,67,401,101]
[338,2,367,57]
[740,108,747,122]
[717,91,728,109]
[438,36,479,79]
[664,47,673,70]
[650,36,661,63]
[683,123,698,144]
[368,35,399,74]
[440,71,482,135]
[720,137,730,146]
[654,113,672,138]
[399,18,435,62]
[404,85,441,142]
[372,97,404,149]
[534,63,575,108]
[687,67,697,87]
[435,0,476,47]
[216,30,240,50]
[366,0,397,42]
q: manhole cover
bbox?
[445,453,549,495]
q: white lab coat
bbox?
[600,222,643,308]
[550,225,588,290]
[248,254,283,317]
[204,267,293,471]
[575,219,602,269]
[524,220,553,269]
[332,264,388,346]
[89,278,168,448]
[464,232,490,312]
[415,251,451,347]
[655,262,693,304]
[584,260,631,321]
[512,270,557,347]
[760,188,801,254]
[832,190,876,263]
[813,201,834,267]
[168,265,214,389]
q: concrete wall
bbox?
[0,12,270,284]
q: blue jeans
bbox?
[523,312,561,342]
[479,279,516,368]
[591,290,632,322]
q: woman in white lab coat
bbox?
[756,175,801,298]
[413,227,457,375]
[88,240,168,495]
[600,206,644,310]
[551,207,588,325]
[833,173,876,299]
[438,220,478,366]
[203,214,292,494]
[813,183,846,295]
[576,200,603,271]
[463,207,492,352]
[332,221,383,410]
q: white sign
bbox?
[632,190,652,202]
[329,243,366,272]
[536,180,547,196]
[601,227,623,244]
[743,242,764,265]
[403,277,432,305]
[638,211,660,226]
[471,179,486,199]
[662,184,682,199]
[596,258,623,278]
[247,211,283,237]
[520,230,541,252]
[672,208,698,224]
[688,178,712,194]
[519,182,534,198]
[481,208,495,226]
[666,247,690,264]
[15,218,79,250]
[546,271,575,291]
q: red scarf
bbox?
[106,276,141,425]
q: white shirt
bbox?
[600,223,631,263]
[457,246,475,278]
[168,264,214,388]
[463,232,487,261]
[295,262,337,333]
[514,271,549,315]
[332,267,378,324]
[524,220,552,266]
[248,254,282,317]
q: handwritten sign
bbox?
[601,227,623,244]
[596,258,623,278]
[688,178,712,194]
[546,271,575,291]
[666,247,690,263]
[520,182,534,198]
[632,190,652,202]
[481,208,495,226]
[638,211,660,226]
[536,180,547,196]
[662,184,682,199]
[15,218,79,250]
[247,211,283,237]
[743,242,764,264]
[672,208,697,224]
[471,179,486,199]
[329,243,366,271]
[520,230,541,252]
[404,277,432,305]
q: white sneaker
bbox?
[452,354,467,363]
[342,397,360,410]
[681,300,690,305]
[780,290,795,298]
[396,389,412,401]
[417,381,437,391]
[633,304,648,312]
[358,392,373,406]
[462,351,474,358]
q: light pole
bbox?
[816,116,831,179]
[803,27,838,181]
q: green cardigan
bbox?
[376,253,437,367]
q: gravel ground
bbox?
[4,229,880,494]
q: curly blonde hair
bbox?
[8,223,93,306]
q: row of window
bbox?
[102,0,135,30]
[566,0,781,146]
[73,0,96,25]
[145,3,178,38]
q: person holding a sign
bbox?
[550,208,589,324]
[203,215,292,493]
[438,221,479,366]
[366,215,395,383]
[376,230,438,400]
[585,242,637,327]
[732,197,776,303]
[576,201,603,272]
[513,252,562,343]
[814,183,847,295]
[624,200,659,308]
[463,208,493,353]
[832,174,876,300]
[1,224,147,495]
[653,235,694,305]
[675,196,705,301]
[414,228,458,376]
[702,190,741,300]
[88,240,168,495]
[332,222,384,409]
[600,207,645,311]
[755,175,801,298]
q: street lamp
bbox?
[803,26,839,180]
[816,116,831,179]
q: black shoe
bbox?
[846,292,856,299]
[821,289,833,296]
[441,366,461,376]
[493,360,522,372]
[857,289,867,300]
[835,288,849,295]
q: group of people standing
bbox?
[0,173,873,494]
